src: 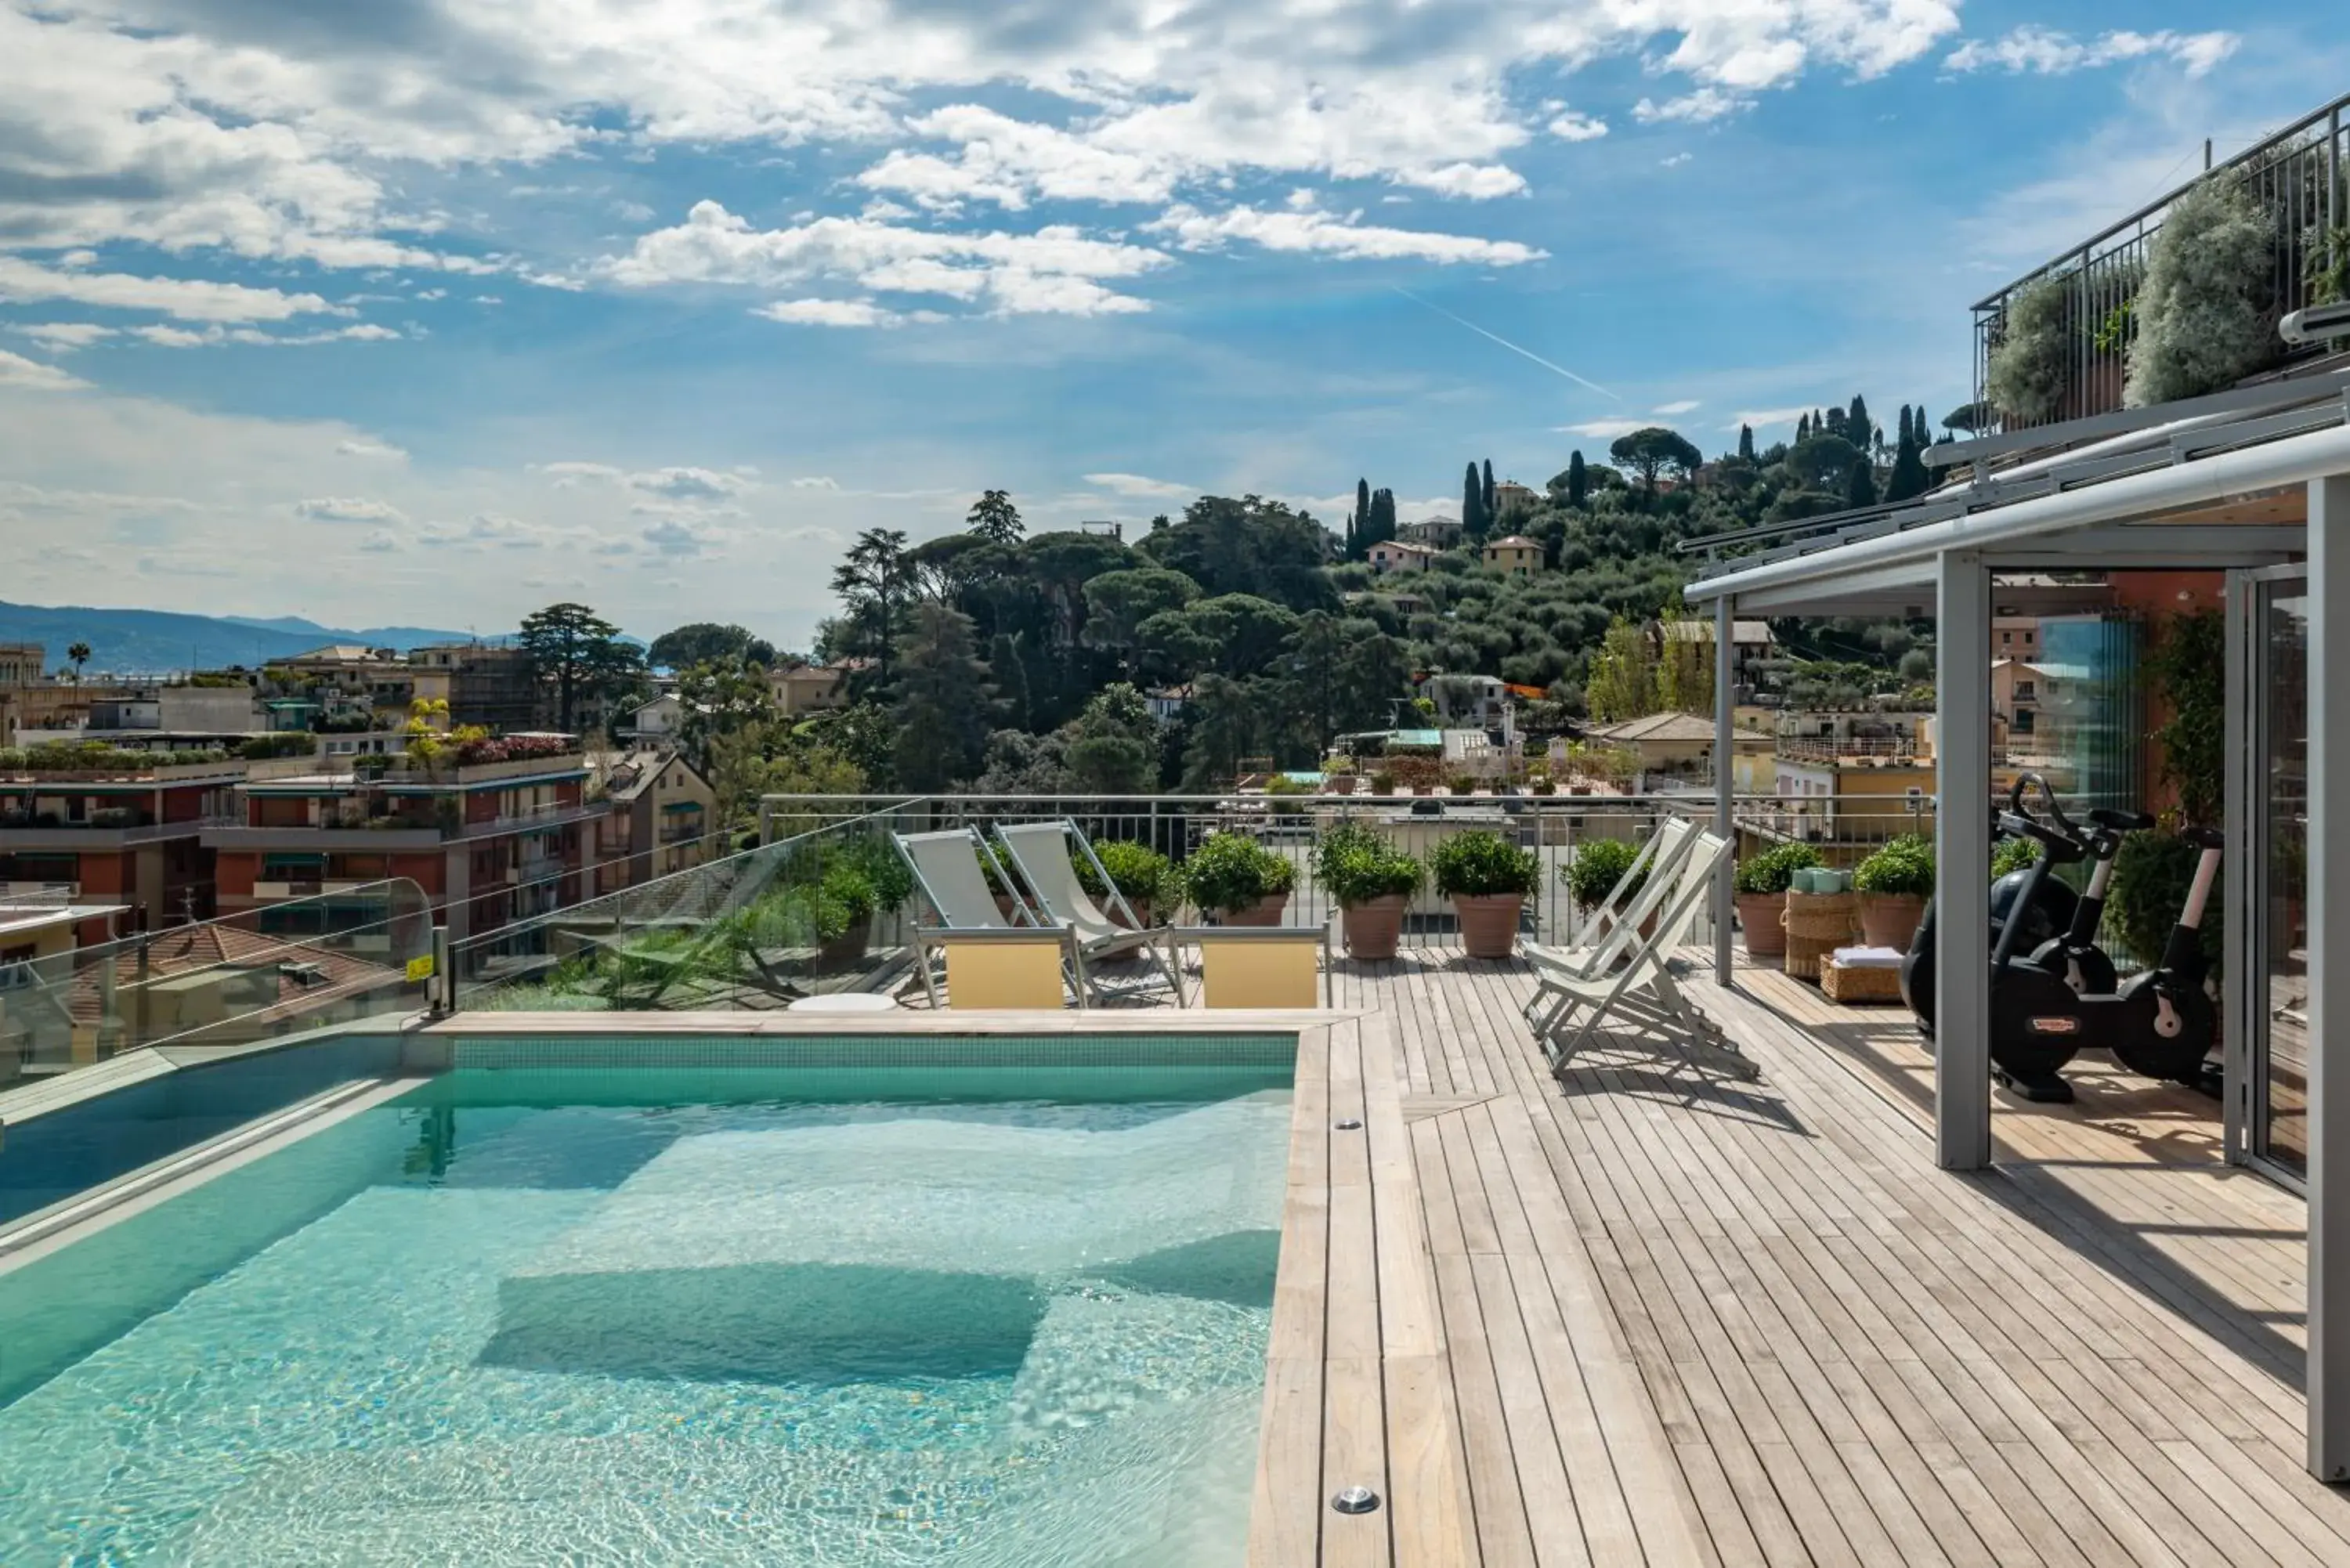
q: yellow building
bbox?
[1480,535,1542,576]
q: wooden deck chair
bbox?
[1520,822,1704,1042]
[1533,832,1758,1082]
[992,821,1180,1001]
[1172,923,1332,1009]
[894,828,1046,1008]
[1577,817,1697,953]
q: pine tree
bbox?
[1566,452,1588,509]
[1737,425,1755,463]
[1480,458,1497,520]
[1845,457,1878,510]
[1462,461,1488,541]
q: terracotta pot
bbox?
[1735,891,1788,957]
[1340,895,1408,960]
[1452,894,1524,959]
[1412,784,1435,797]
[1107,896,1152,930]
[1220,891,1291,927]
[1856,892,1927,952]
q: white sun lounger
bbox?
[1521,818,1701,1036]
[894,827,1072,1008]
[992,821,1181,1001]
[1530,830,1757,1082]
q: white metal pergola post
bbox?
[1715,594,1735,985]
[1934,551,1993,1172]
[2308,472,2350,1479]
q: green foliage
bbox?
[1584,614,1658,721]
[649,623,777,671]
[1853,834,1935,897]
[2104,831,2224,975]
[1431,829,1539,898]
[2147,609,2225,824]
[517,602,645,734]
[1562,836,1643,911]
[831,833,915,912]
[1991,836,2040,878]
[1608,428,1702,493]
[0,741,236,772]
[1182,830,1296,915]
[889,602,995,790]
[1078,839,1177,908]
[967,489,1025,547]
[1314,820,1424,906]
[1734,841,1824,896]
[2128,176,2280,406]
[239,732,316,760]
[1984,271,2073,426]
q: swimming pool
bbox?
[0,1035,1296,1565]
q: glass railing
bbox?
[449,807,920,1011]
[0,879,436,1095]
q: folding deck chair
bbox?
[1520,818,1700,1038]
[894,827,1079,1009]
[1528,830,1758,1082]
[992,821,1182,1001]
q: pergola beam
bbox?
[1935,551,1993,1172]
[2308,471,2350,1479]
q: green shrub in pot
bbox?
[1316,820,1423,959]
[1076,838,1175,912]
[1183,831,1296,918]
[1562,836,1644,912]
[1431,829,1538,959]
[1734,842,1823,896]
[1853,834,1934,949]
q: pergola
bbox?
[1683,364,2350,1478]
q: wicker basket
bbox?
[1781,891,1857,981]
[1822,958,1905,1003]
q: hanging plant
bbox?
[1983,272,2073,427]
[2125,177,2280,406]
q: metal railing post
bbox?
[428,923,453,1017]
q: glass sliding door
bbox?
[2254,576,2310,1179]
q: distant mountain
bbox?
[0,600,490,677]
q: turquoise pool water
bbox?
[0,1043,1295,1565]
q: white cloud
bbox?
[626,466,749,501]
[607,200,1168,318]
[0,258,341,323]
[336,437,409,461]
[122,322,399,349]
[1653,399,1701,415]
[1083,472,1196,499]
[755,298,903,328]
[1945,27,2239,79]
[0,349,89,392]
[1547,111,1609,143]
[294,496,407,524]
[1557,418,1647,439]
[16,323,116,351]
[791,475,841,490]
[1728,406,1819,431]
[1148,204,1545,266]
[359,529,401,553]
[1633,88,1748,125]
[642,518,715,556]
[1660,153,1694,168]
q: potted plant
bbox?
[815,864,877,964]
[1563,836,1645,924]
[1529,775,1557,797]
[1264,774,1312,819]
[1733,842,1824,958]
[1852,835,1934,949]
[1368,768,1397,797]
[1315,821,1423,960]
[1078,839,1174,929]
[1184,831,1296,926]
[1431,829,1539,959]
[1445,771,1478,797]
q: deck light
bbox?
[1333,1118,1364,1130]
[1330,1486,1382,1515]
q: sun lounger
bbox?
[1170,923,1332,1009]
[894,828,1060,1007]
[992,821,1180,1001]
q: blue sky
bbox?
[0,0,2337,649]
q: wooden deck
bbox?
[1256,946,2345,1567]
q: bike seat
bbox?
[2180,826,2226,850]
[2088,807,2155,833]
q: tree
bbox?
[830,527,913,684]
[967,489,1024,547]
[675,654,778,768]
[1608,427,1703,494]
[1885,431,1932,504]
[1061,683,1159,792]
[1368,488,1397,546]
[66,641,89,684]
[1133,495,1331,610]
[1785,432,1863,490]
[989,632,1030,729]
[1082,567,1200,664]
[889,603,993,790]
[517,602,642,735]
[1566,450,1589,508]
[1844,457,1878,510]
[1353,477,1372,556]
[647,623,776,672]
[1895,405,1913,449]
[1737,425,1755,463]
[1180,673,1256,789]
[1846,395,1872,456]
[1462,461,1489,541]
[1480,458,1497,520]
[1796,412,1811,443]
[1584,614,1658,722]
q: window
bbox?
[2001,630,2012,644]
[2015,681,2035,700]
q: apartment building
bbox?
[0,755,244,928]
[408,642,541,733]
[1481,535,1543,576]
[0,644,44,686]
[1397,516,1464,548]
[590,749,718,893]
[204,744,593,941]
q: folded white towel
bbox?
[1831,945,1907,968]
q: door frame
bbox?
[2230,563,2309,1191]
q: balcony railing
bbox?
[1773,736,1923,764]
[1972,92,2348,432]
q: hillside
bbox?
[0,600,483,677]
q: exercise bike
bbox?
[1902,775,2091,1036]
[2023,795,2154,997]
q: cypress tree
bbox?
[1567,451,1588,508]
[1354,477,1372,557]
[1796,412,1812,443]
[1375,488,1397,545]
[1896,405,1912,449]
[1462,461,1488,541]
[1845,457,1878,510]
[1480,458,1497,519]
[1885,433,1932,504]
[1737,425,1755,463]
[1847,395,1871,453]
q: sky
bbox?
[0,0,2337,650]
